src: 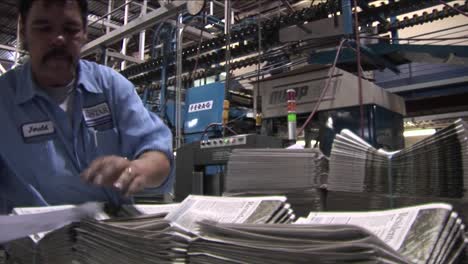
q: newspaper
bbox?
[74,216,189,264]
[303,203,430,250]
[328,119,468,200]
[165,195,287,232]
[0,202,104,244]
[132,203,180,215]
[189,221,409,264]
[298,203,466,264]
[72,195,290,264]
[12,204,109,243]
[186,202,466,264]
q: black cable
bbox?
[439,0,468,17]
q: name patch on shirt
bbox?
[83,102,113,129]
[22,121,55,142]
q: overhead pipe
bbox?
[175,13,184,149]
[223,0,232,137]
[139,0,148,61]
[120,0,130,70]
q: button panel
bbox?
[200,135,247,149]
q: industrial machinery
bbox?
[182,82,225,143]
[256,64,406,154]
[117,0,467,146]
[108,0,468,200]
[121,0,468,88]
[174,134,284,201]
[157,81,268,201]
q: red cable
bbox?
[353,0,365,138]
[296,38,347,137]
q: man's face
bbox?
[22,0,87,87]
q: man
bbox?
[0,0,173,213]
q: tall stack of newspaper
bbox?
[188,203,467,264]
[224,148,328,216]
[74,195,292,264]
[327,120,468,219]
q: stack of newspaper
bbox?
[298,203,467,264]
[2,197,467,263]
[74,214,188,264]
[226,148,328,192]
[189,221,404,264]
[74,195,292,264]
[165,195,293,229]
[7,224,75,264]
[327,120,468,216]
[225,148,327,216]
[188,203,467,264]
[327,129,392,194]
[391,120,468,198]
[3,203,107,264]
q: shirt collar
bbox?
[76,60,102,94]
[14,59,102,105]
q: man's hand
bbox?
[81,152,170,196]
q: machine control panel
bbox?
[200,135,247,149]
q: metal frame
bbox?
[107,51,144,64]
[0,44,19,52]
[0,62,6,74]
[387,76,468,93]
[405,111,468,123]
[175,13,184,149]
[81,1,186,57]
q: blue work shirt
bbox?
[0,60,174,213]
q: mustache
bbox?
[42,49,73,64]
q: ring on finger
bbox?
[114,166,134,190]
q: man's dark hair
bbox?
[19,0,88,28]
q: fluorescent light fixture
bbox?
[403,129,436,137]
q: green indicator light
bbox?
[288,114,297,122]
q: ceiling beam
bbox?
[107,51,144,64]
[81,1,186,57]
[88,15,121,29]
[0,62,6,74]
[167,20,214,40]
[0,44,17,52]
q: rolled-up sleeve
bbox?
[110,71,174,193]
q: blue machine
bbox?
[161,82,226,144]
[183,82,226,143]
[149,81,251,144]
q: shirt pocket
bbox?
[90,127,121,157]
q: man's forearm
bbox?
[130,151,171,188]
